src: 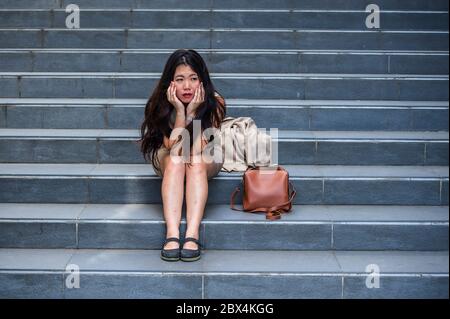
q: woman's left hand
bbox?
[186,82,205,117]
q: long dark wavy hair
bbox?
[139,49,226,174]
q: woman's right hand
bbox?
[166,81,185,113]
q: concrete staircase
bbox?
[0,0,448,299]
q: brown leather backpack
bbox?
[230,166,297,220]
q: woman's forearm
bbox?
[173,111,187,129]
[166,112,187,148]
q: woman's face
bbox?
[173,64,201,104]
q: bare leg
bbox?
[184,160,208,249]
[184,140,222,249]
[160,155,186,249]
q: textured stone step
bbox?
[0,248,447,298]
[1,99,448,131]
[1,49,448,75]
[0,129,447,165]
[1,29,448,51]
[0,164,447,205]
[1,0,448,10]
[1,73,448,100]
[0,10,447,31]
[0,0,447,301]
[0,204,447,251]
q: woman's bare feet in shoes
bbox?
[164,240,180,250]
[183,234,199,249]
[164,232,180,249]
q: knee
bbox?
[185,162,207,176]
[164,156,186,175]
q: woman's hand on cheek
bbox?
[167,81,185,113]
[186,82,205,117]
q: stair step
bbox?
[0,204,447,250]
[2,97,448,106]
[0,10,447,31]
[0,73,448,100]
[0,0,448,301]
[1,49,448,75]
[1,98,448,131]
[0,164,447,205]
[1,29,448,51]
[0,248,447,298]
[0,129,448,165]
[1,0,448,10]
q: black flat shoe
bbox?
[180,237,202,262]
[161,237,180,262]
